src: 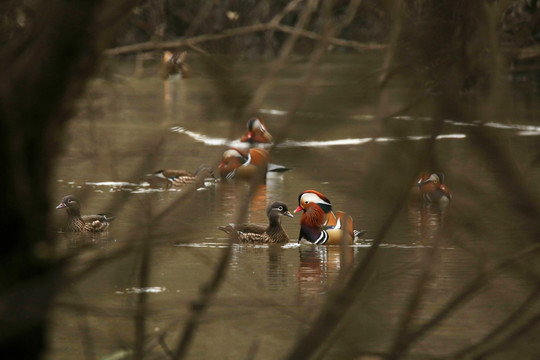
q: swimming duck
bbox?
[56,195,114,232]
[419,173,452,204]
[161,50,190,79]
[297,202,354,245]
[295,190,366,243]
[219,147,270,181]
[146,165,214,188]
[218,201,294,243]
[240,117,273,144]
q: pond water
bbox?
[49,53,540,359]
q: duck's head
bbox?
[294,190,332,214]
[422,173,442,186]
[241,117,272,143]
[56,195,81,215]
[267,201,294,219]
[219,148,248,178]
[419,173,444,193]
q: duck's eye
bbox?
[278,206,283,211]
[68,199,73,203]
[304,201,308,204]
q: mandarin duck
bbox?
[297,202,355,245]
[219,147,270,181]
[295,190,366,244]
[56,195,114,232]
[218,201,294,243]
[146,165,214,188]
[418,173,452,204]
[240,117,273,144]
[160,50,190,79]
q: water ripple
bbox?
[116,287,167,294]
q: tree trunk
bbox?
[0,1,130,358]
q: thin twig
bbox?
[133,217,153,360]
[104,22,386,56]
[387,232,443,360]
[402,244,540,350]
[472,308,540,359]
[448,283,540,359]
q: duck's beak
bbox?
[294,205,303,213]
[56,202,67,209]
[284,210,294,218]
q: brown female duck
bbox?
[219,201,294,244]
[56,195,114,232]
[146,165,214,188]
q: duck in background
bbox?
[219,147,289,182]
[294,190,366,244]
[56,195,114,232]
[218,201,294,243]
[161,50,190,80]
[419,172,452,204]
[240,116,273,144]
[145,165,214,188]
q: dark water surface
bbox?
[49,54,540,359]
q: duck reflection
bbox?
[267,245,289,290]
[216,170,286,226]
[408,202,448,244]
[230,243,289,291]
[296,245,354,297]
[56,231,115,256]
[217,182,269,224]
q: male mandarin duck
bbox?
[146,165,214,188]
[160,50,190,79]
[418,173,452,204]
[294,190,366,244]
[219,147,290,181]
[297,202,355,245]
[56,195,114,232]
[240,116,273,144]
[219,201,294,243]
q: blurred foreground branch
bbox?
[105,16,385,56]
[0,0,138,358]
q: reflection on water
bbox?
[407,202,448,245]
[296,245,355,297]
[56,231,117,253]
[215,176,287,224]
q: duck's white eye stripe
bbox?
[301,193,331,206]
